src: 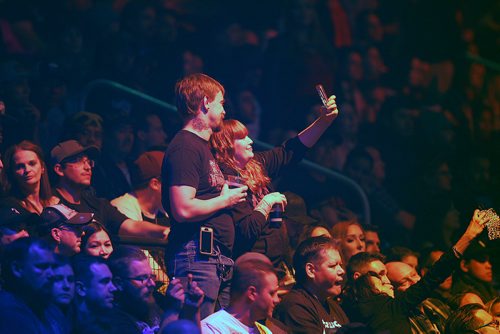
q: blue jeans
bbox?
[166,239,233,319]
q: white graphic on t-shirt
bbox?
[209,160,225,190]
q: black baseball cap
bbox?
[50,140,99,165]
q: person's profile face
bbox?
[233,135,254,167]
[466,258,493,283]
[144,114,167,147]
[205,91,225,132]
[51,264,75,306]
[57,226,83,256]
[312,248,344,297]
[341,224,366,263]
[85,263,116,310]
[124,259,156,305]
[364,231,381,253]
[254,272,279,320]
[365,260,394,298]
[18,245,56,295]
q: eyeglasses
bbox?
[62,155,94,168]
[58,225,83,234]
[126,274,156,285]
[476,319,500,331]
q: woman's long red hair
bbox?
[210,119,270,195]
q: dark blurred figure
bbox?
[0,237,64,333]
[134,112,168,155]
[0,61,41,146]
[61,111,104,151]
[445,303,499,334]
[385,246,419,269]
[452,241,497,304]
[420,248,454,304]
[92,115,134,200]
[0,206,38,251]
[363,224,381,254]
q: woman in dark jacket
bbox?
[209,95,338,269]
[341,209,492,333]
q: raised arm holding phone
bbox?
[209,84,339,272]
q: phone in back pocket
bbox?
[199,227,214,255]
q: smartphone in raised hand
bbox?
[315,84,329,108]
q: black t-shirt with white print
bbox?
[274,285,349,333]
[162,130,233,256]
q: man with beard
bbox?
[162,73,247,318]
[109,246,204,333]
[273,236,349,333]
[0,237,64,333]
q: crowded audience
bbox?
[0,0,499,333]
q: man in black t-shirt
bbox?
[50,140,168,239]
[273,236,349,333]
[162,73,247,318]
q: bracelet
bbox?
[452,246,463,259]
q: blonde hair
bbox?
[210,119,270,195]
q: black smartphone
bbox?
[315,84,329,107]
[199,226,214,255]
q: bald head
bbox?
[386,261,421,292]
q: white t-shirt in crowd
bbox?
[201,310,272,334]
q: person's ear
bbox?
[75,281,86,297]
[54,164,64,177]
[149,178,161,191]
[201,96,210,114]
[305,262,316,279]
[51,228,62,243]
[460,259,469,273]
[246,285,258,302]
[353,271,362,280]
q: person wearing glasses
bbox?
[108,246,204,332]
[0,140,59,214]
[445,303,500,334]
[37,203,94,256]
[50,140,169,240]
[341,209,493,334]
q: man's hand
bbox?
[184,273,204,309]
[220,183,248,207]
[166,278,185,310]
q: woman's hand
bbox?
[463,209,490,240]
[454,209,492,256]
[254,192,287,217]
[320,95,339,122]
[262,192,288,210]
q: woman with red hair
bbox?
[210,95,339,270]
